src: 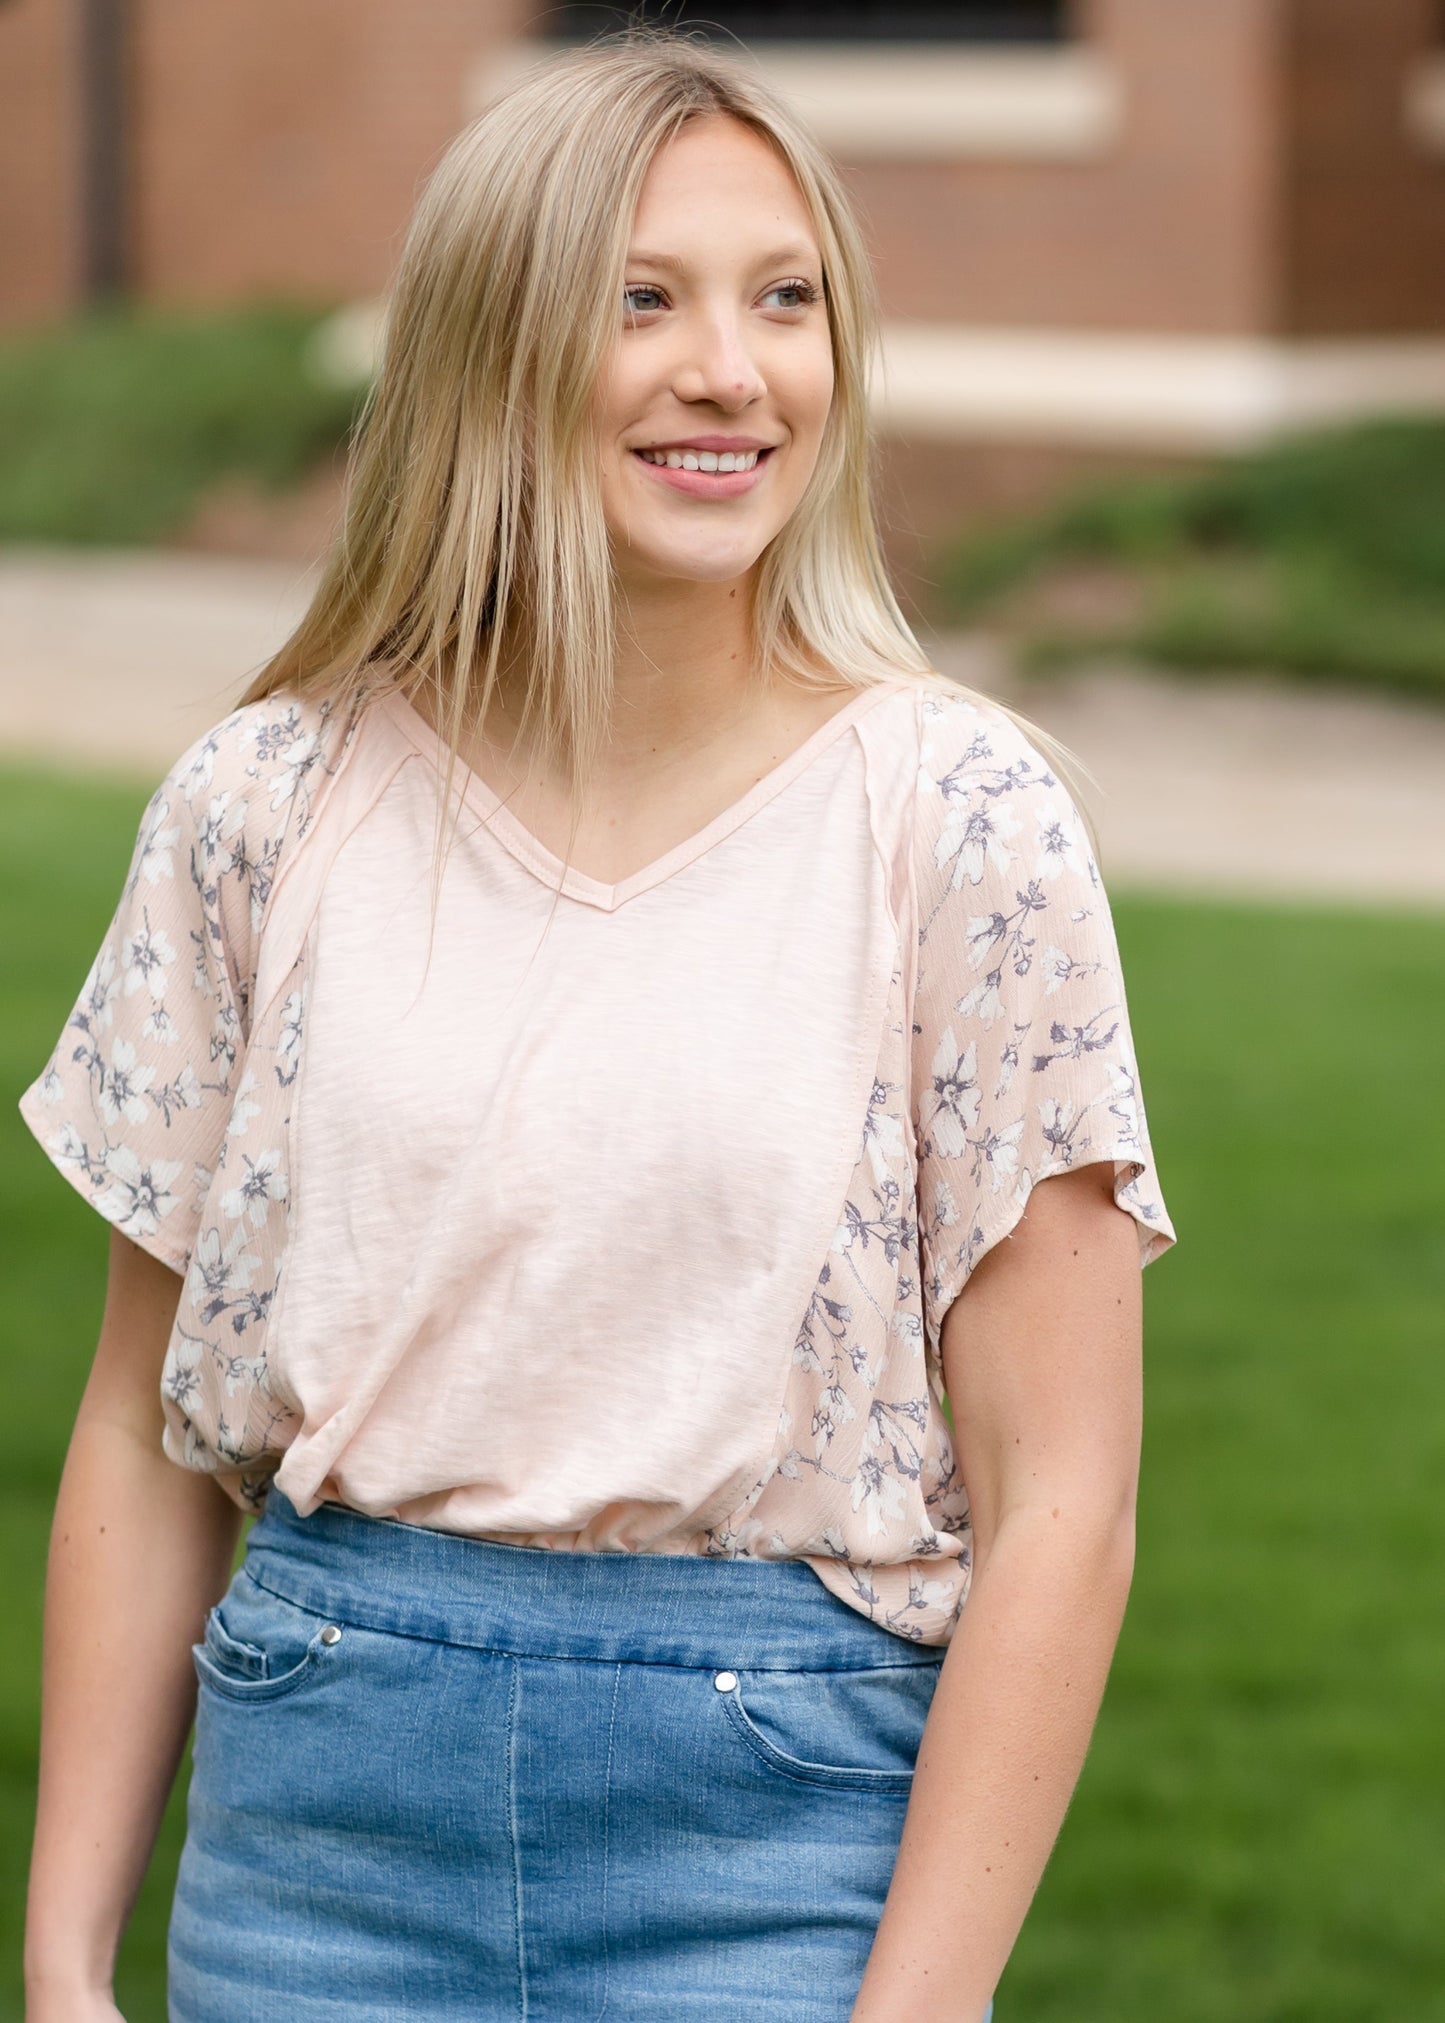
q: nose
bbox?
[671,305,767,413]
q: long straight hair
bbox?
[235,26,1101,917]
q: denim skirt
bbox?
[167,1485,993,2021]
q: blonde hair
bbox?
[236,24,1101,902]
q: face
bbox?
[593,115,835,593]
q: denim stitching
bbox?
[506,1656,528,2019]
[595,1661,623,2020]
[244,1568,939,1672]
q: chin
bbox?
[625,537,773,586]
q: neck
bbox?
[604,567,761,766]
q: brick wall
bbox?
[846,0,1284,336]
[0,0,84,327]
[128,0,526,308]
[7,0,1445,336]
[1282,0,1445,333]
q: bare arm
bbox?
[850,1161,1143,2023]
[25,1226,247,2018]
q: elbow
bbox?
[976,1488,1137,1610]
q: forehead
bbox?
[630,115,818,251]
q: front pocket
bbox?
[192,1567,345,1705]
[716,1659,943,1793]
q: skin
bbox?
[25,1230,244,2020]
[451,113,856,884]
[25,113,1142,2021]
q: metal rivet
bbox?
[714,1670,737,1692]
[320,1624,343,1646]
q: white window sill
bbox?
[469,41,1123,163]
[875,324,1445,449]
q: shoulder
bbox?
[915,683,1057,805]
[132,686,365,937]
[158,687,351,835]
[909,681,1098,903]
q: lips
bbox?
[637,435,775,455]
[630,444,773,497]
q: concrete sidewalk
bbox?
[3,545,1442,912]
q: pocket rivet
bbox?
[713,1670,737,1692]
[320,1624,343,1646]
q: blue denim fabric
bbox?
[169,1487,995,2021]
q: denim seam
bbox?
[505,1655,528,2020]
[595,1661,623,2021]
[243,1571,939,1672]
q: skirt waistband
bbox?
[243,1488,940,1672]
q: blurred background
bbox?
[1,2,1442,2018]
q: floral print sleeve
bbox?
[911,688,1177,1350]
[18,691,346,1277]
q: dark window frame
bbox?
[534,4,1074,46]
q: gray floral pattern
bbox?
[19,680,1175,1640]
[20,689,365,1509]
[698,687,1176,1644]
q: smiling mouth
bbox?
[634,445,774,474]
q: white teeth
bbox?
[637,448,761,472]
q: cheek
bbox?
[590,348,638,457]
[791,345,835,450]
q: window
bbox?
[540,2,1074,45]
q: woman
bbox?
[21,29,1176,2023]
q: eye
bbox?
[623,284,667,319]
[762,278,820,312]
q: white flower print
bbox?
[185,1226,260,1320]
[225,1068,262,1140]
[137,803,181,887]
[860,1075,906,1182]
[195,791,247,877]
[969,1115,1025,1193]
[935,794,1020,892]
[954,966,1005,1028]
[220,1148,287,1229]
[140,1004,179,1046]
[1035,797,1087,880]
[96,1145,183,1243]
[96,1039,154,1126]
[83,947,120,1033]
[921,1028,980,1158]
[121,913,176,1001]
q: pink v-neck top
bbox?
[20,672,1177,1645]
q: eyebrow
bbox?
[626,244,820,275]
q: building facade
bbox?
[5,0,1445,567]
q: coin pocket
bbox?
[716,1658,943,1793]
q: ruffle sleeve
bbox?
[910,687,1178,1350]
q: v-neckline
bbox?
[383,679,904,913]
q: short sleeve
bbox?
[17,696,327,1275]
[911,689,1178,1348]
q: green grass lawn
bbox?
[2,763,1442,2020]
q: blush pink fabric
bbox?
[20,672,1176,1645]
